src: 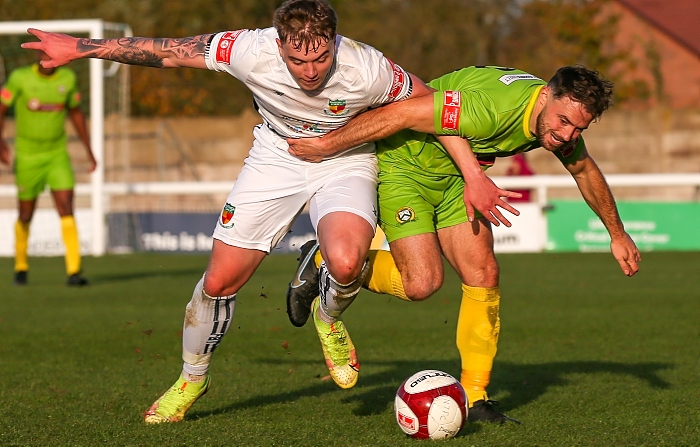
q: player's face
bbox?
[35,50,55,75]
[277,38,335,91]
[535,90,593,152]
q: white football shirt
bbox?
[204,28,412,142]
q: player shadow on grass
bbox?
[187,358,671,431]
[492,360,672,412]
[333,359,672,417]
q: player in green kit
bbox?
[286,65,641,423]
[0,50,96,286]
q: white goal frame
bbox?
[0,19,132,256]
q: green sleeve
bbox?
[433,91,459,136]
[432,90,499,139]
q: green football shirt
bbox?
[377,66,584,175]
[0,64,81,153]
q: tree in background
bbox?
[99,0,279,116]
[1,0,643,116]
[334,0,519,81]
[496,0,649,104]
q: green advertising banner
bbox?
[546,200,700,252]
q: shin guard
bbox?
[182,277,236,377]
[318,260,369,319]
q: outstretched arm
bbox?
[21,28,211,69]
[565,147,641,276]
[287,72,522,226]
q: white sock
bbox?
[181,276,236,377]
[318,260,369,320]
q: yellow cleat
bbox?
[311,297,359,389]
[144,374,210,424]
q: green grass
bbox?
[1,251,698,446]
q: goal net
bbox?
[0,19,131,256]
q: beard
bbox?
[535,111,576,153]
[535,112,554,151]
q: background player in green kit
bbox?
[286,65,641,423]
[0,50,95,286]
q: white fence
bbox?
[1,173,699,256]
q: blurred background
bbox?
[0,0,698,255]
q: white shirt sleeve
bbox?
[356,42,413,105]
[205,29,262,81]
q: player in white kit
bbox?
[23,0,445,423]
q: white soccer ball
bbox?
[395,369,468,439]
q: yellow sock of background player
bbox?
[457,284,501,406]
[60,215,81,275]
[14,220,30,272]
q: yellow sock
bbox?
[362,249,409,301]
[456,284,501,406]
[14,220,30,272]
[60,215,81,275]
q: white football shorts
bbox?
[212,124,378,252]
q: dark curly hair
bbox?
[273,0,337,53]
[547,65,614,119]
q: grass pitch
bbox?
[1,251,698,446]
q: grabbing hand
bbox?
[287,137,329,162]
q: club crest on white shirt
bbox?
[323,99,349,116]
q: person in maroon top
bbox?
[505,152,535,202]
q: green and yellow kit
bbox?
[377,66,584,242]
[1,64,81,200]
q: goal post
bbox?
[0,19,132,256]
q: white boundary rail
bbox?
[491,173,700,207]
[1,174,699,255]
[2,174,699,199]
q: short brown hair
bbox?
[548,65,614,119]
[273,0,337,53]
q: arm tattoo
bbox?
[77,37,163,67]
[159,36,210,60]
[76,35,212,68]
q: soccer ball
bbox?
[394,370,468,440]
